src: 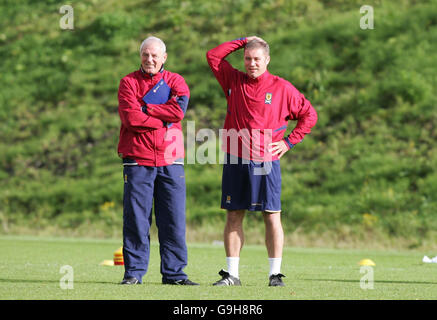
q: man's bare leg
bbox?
[223,210,245,278]
[224,210,246,256]
[263,211,284,278]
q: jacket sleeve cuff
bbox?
[283,136,295,150]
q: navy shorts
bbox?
[221,154,281,212]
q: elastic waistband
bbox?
[122,158,138,166]
[224,153,279,165]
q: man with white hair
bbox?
[117,36,198,285]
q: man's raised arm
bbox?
[206,38,247,94]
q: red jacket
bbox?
[117,68,189,166]
[207,38,317,161]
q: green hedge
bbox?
[1,0,436,246]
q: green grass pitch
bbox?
[0,236,436,300]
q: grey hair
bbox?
[139,36,166,55]
[245,39,270,56]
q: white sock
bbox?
[226,257,240,278]
[268,257,282,276]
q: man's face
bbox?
[244,47,270,79]
[141,41,167,75]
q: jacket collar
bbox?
[246,70,270,83]
[140,65,165,78]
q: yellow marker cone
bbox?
[100,259,115,266]
[114,246,124,265]
[359,258,376,266]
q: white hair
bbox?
[139,36,166,55]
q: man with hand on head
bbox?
[117,36,198,286]
[206,36,317,287]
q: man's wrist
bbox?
[283,136,294,150]
[232,37,247,49]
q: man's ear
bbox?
[266,55,270,65]
[163,52,168,64]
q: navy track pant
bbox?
[122,163,188,283]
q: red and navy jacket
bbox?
[117,67,189,166]
[206,38,317,161]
